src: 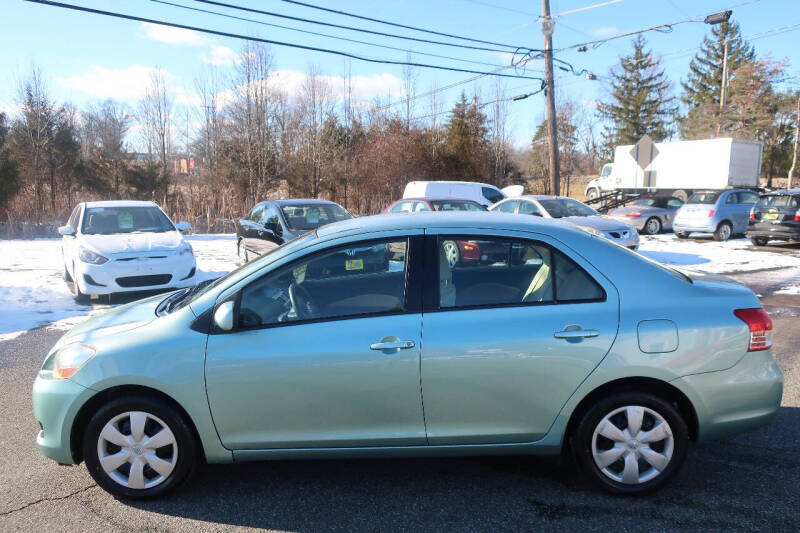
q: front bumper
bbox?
[75,254,197,295]
[671,349,783,442]
[32,374,95,464]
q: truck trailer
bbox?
[585,138,763,202]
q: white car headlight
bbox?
[79,245,108,265]
[52,343,96,379]
[179,242,193,256]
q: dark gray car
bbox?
[236,199,351,264]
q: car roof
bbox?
[762,188,800,196]
[397,197,478,203]
[83,200,158,208]
[512,195,574,201]
[407,180,495,187]
[316,211,585,239]
[271,199,342,207]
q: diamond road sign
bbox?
[630,135,659,170]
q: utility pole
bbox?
[719,41,729,110]
[788,92,799,189]
[541,0,560,195]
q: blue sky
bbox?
[1,0,798,148]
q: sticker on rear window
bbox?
[345,259,364,271]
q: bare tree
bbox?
[488,78,510,185]
[84,99,131,196]
[401,56,418,131]
[297,65,334,198]
[139,69,173,200]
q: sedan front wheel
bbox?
[572,392,688,494]
[83,395,196,500]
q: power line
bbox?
[191,0,530,54]
[410,87,546,122]
[273,0,531,49]
[455,0,538,17]
[23,0,545,80]
[151,0,509,69]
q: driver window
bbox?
[238,239,408,328]
[518,201,541,216]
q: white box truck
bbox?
[584,138,763,201]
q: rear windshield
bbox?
[757,195,799,209]
[687,192,718,205]
[280,204,351,231]
[632,198,656,206]
[430,200,486,211]
[538,198,598,218]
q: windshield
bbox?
[82,206,174,235]
[538,198,598,218]
[280,204,351,231]
[430,200,486,211]
[687,192,718,205]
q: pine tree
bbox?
[598,35,677,150]
[681,20,755,108]
[443,92,490,179]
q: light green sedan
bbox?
[33,213,783,499]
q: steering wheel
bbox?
[289,282,318,320]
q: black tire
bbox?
[83,395,196,500]
[71,266,89,304]
[643,217,662,235]
[713,221,733,242]
[587,188,600,201]
[750,236,768,247]
[675,232,689,239]
[571,392,688,495]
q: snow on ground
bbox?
[638,235,800,274]
[0,234,237,341]
[0,232,798,341]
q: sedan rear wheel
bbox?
[643,217,662,235]
[442,240,460,268]
[572,392,688,494]
[83,396,196,499]
[750,237,769,247]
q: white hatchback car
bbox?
[58,201,197,301]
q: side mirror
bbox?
[58,225,75,236]
[213,301,235,332]
[175,221,191,233]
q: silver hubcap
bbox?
[646,218,660,234]
[97,411,178,490]
[591,405,674,485]
[443,241,459,268]
[719,224,731,240]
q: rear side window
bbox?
[437,236,604,309]
[494,200,518,213]
[482,187,505,204]
[518,201,542,216]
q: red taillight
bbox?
[708,209,715,218]
[625,212,642,218]
[749,212,756,220]
[794,210,800,222]
[734,308,773,351]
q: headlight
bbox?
[79,245,108,265]
[179,242,193,256]
[52,343,96,379]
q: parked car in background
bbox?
[490,195,640,249]
[672,189,760,241]
[402,180,523,207]
[236,199,351,264]
[34,212,782,499]
[383,197,487,213]
[607,196,685,235]
[58,201,196,302]
[746,189,800,246]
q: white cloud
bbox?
[139,22,207,46]
[591,26,620,37]
[58,65,171,99]
[202,45,240,67]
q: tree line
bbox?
[0,19,798,235]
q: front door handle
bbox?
[370,340,415,351]
[554,326,599,340]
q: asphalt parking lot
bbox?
[1,292,798,532]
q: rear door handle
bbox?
[554,328,599,339]
[370,340,415,350]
